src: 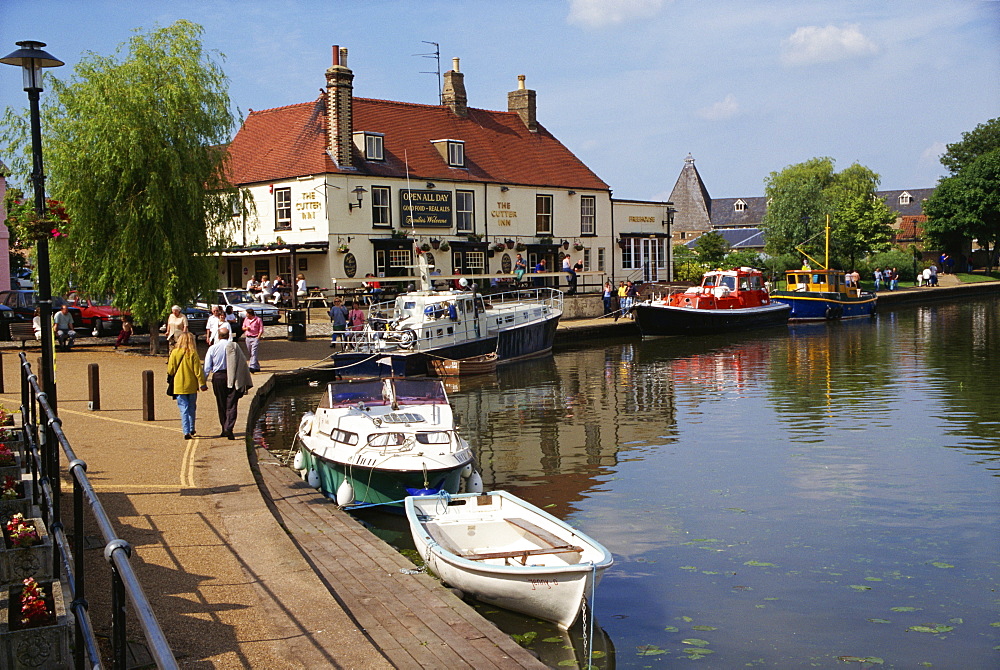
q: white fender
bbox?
[466,471,483,494]
[336,479,356,506]
[298,412,315,437]
[306,469,320,489]
[292,450,305,471]
[461,463,473,479]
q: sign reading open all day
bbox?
[401,190,453,228]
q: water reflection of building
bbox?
[446,346,679,516]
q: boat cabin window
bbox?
[702,275,718,287]
[720,276,736,290]
[367,432,407,447]
[741,275,762,290]
[416,431,451,445]
[326,381,387,407]
[331,428,358,445]
[392,379,447,405]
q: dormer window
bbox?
[898,192,912,205]
[431,139,465,168]
[353,132,384,161]
[734,199,747,212]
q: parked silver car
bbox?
[198,289,281,325]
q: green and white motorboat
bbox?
[294,377,481,509]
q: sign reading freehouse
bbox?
[401,190,453,228]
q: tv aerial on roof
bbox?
[414,41,442,105]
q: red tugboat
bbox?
[631,267,790,336]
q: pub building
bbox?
[221,46,675,297]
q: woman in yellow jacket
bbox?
[167,331,208,439]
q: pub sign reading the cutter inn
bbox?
[401,190,453,228]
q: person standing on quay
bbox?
[165,305,188,350]
[167,331,208,440]
[873,268,883,292]
[329,298,349,347]
[242,308,263,372]
[602,281,613,316]
[204,325,252,439]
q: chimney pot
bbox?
[508,76,537,132]
[332,45,339,66]
[518,74,526,90]
[339,47,348,69]
[452,57,460,72]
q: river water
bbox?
[253,297,1000,668]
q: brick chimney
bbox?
[325,46,354,167]
[441,57,467,118]
[508,75,537,132]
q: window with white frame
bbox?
[898,192,912,205]
[372,186,390,227]
[448,141,465,167]
[621,238,668,270]
[536,194,553,234]
[465,251,485,273]
[275,187,291,231]
[580,195,596,235]
[583,248,591,271]
[389,249,411,268]
[456,190,474,232]
[597,247,605,272]
[734,199,747,212]
[365,134,384,161]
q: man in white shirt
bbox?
[205,306,224,345]
[204,326,236,438]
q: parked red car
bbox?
[66,292,126,337]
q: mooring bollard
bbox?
[142,370,154,421]
[0,350,5,394]
[88,363,100,411]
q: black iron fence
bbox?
[15,352,177,669]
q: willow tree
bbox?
[761,157,894,268]
[43,21,236,351]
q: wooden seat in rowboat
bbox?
[464,545,584,564]
[506,517,571,548]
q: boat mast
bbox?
[824,215,830,271]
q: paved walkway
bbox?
[1,339,392,669]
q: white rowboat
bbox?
[405,491,613,629]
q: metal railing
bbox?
[16,352,177,669]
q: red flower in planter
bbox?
[0,444,13,467]
[5,513,40,548]
[1,474,19,500]
[20,578,55,628]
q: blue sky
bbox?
[2,0,997,201]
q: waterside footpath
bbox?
[0,276,995,667]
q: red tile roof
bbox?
[225,96,609,191]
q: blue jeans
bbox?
[176,393,197,435]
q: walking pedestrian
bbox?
[873,268,883,292]
[242,308,263,372]
[167,331,208,440]
[602,281,613,316]
[165,305,188,351]
[206,306,224,345]
[348,301,366,331]
[329,298,349,347]
[224,305,240,341]
[889,268,899,291]
[203,325,253,440]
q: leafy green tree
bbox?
[1,21,237,352]
[693,231,729,266]
[761,157,836,257]
[762,157,895,268]
[924,149,1000,270]
[939,117,1000,175]
[723,249,763,269]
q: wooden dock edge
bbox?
[246,372,546,669]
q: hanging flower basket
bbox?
[420,243,431,252]
[573,243,585,251]
[1,516,52,586]
[0,578,71,669]
[515,242,527,252]
[337,244,350,253]
[438,241,450,252]
[491,243,506,253]
[2,192,70,247]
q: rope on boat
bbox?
[584,562,597,667]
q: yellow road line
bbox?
[181,437,199,488]
[90,484,183,492]
[54,407,181,433]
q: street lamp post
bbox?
[663,201,676,281]
[1,41,63,412]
